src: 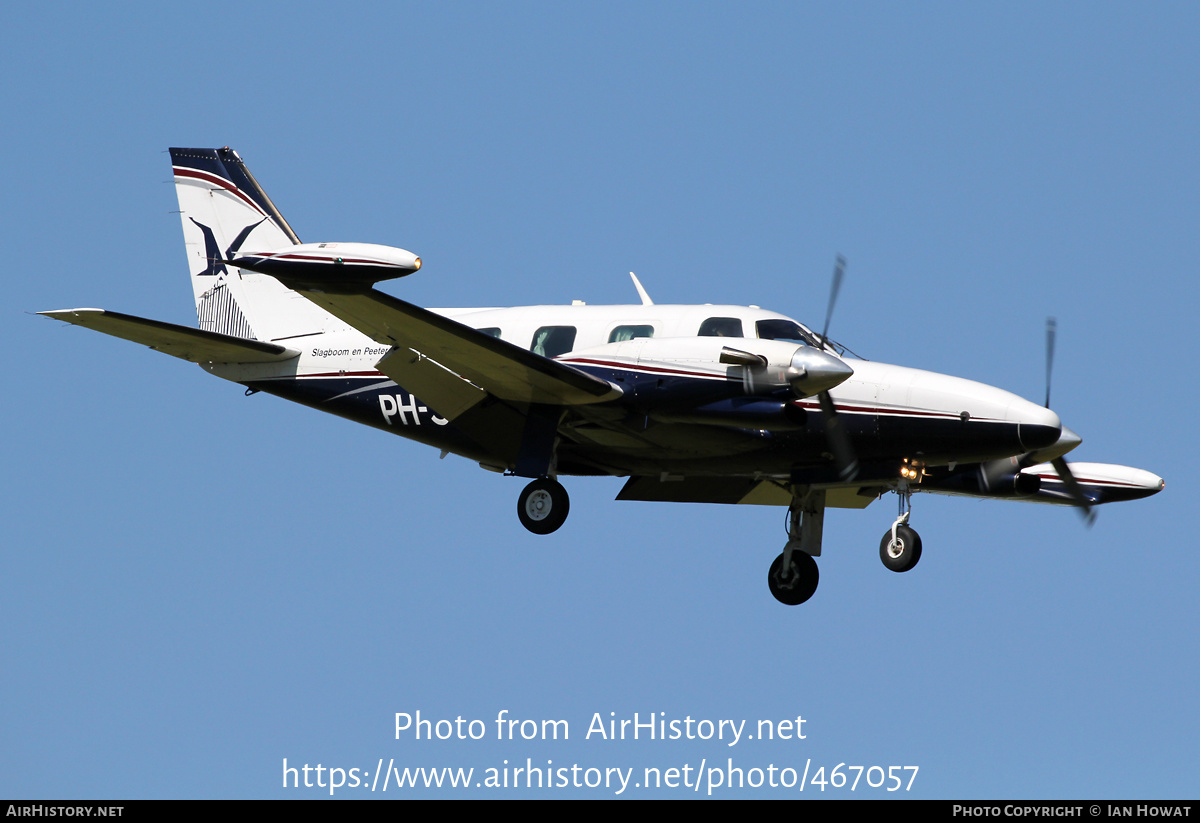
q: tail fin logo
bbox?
[190,216,267,278]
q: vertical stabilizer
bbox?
[170,147,335,341]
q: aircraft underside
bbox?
[238,364,1161,607]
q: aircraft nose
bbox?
[1014,400,1062,452]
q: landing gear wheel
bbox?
[517,478,570,535]
[879,524,922,572]
[768,551,819,605]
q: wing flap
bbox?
[375,346,487,422]
[39,309,299,363]
[293,288,623,406]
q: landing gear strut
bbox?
[517,477,570,535]
[879,485,921,572]
[768,489,825,605]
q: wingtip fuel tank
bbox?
[230,242,421,288]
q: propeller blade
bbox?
[1045,316,1057,408]
[1050,456,1097,527]
[817,390,859,481]
[820,255,846,351]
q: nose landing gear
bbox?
[880,511,922,572]
[879,483,922,572]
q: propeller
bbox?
[1051,456,1097,527]
[818,390,859,481]
[819,254,846,353]
[1045,317,1056,408]
[815,255,857,481]
[1041,316,1096,526]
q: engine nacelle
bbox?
[229,242,421,288]
[921,458,1042,499]
[651,397,809,431]
[979,462,1042,497]
[729,345,854,398]
[564,337,854,404]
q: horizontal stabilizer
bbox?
[289,288,623,406]
[39,309,300,364]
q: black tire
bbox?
[879,524,922,572]
[517,478,570,535]
[768,551,819,605]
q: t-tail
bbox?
[171,147,333,342]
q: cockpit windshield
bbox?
[756,318,864,359]
[756,319,819,347]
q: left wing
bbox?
[289,287,623,413]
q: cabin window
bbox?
[531,326,577,358]
[608,325,654,343]
[476,327,502,338]
[698,317,743,337]
[756,319,814,346]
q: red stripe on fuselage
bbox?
[559,356,727,381]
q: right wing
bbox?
[616,476,881,509]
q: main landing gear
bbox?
[768,550,819,606]
[768,490,825,605]
[517,477,570,535]
[768,483,925,605]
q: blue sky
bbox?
[3,2,1196,798]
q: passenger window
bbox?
[476,327,501,338]
[531,326,577,358]
[698,317,743,337]
[608,325,654,343]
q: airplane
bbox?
[40,147,1164,606]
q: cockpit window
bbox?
[476,327,501,338]
[698,317,743,337]
[608,325,654,343]
[531,326,577,358]
[756,319,816,346]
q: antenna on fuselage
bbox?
[629,272,654,306]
